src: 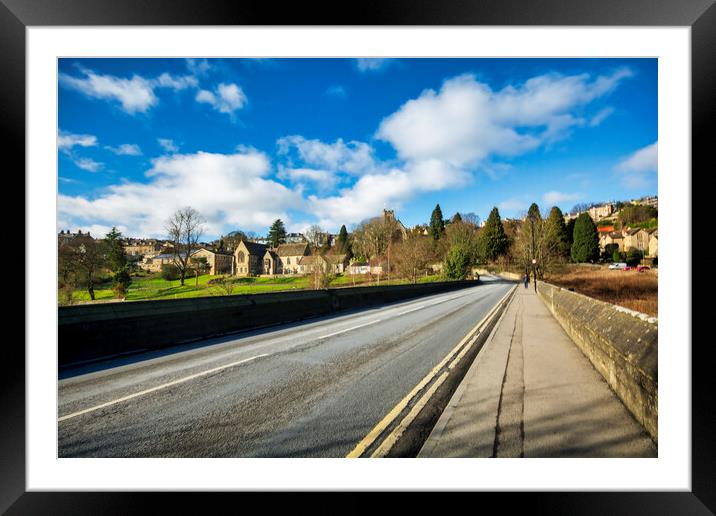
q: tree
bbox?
[443,244,471,280]
[543,206,570,259]
[336,224,350,255]
[104,227,126,271]
[268,219,287,248]
[451,212,462,224]
[429,204,445,240]
[565,217,577,248]
[165,206,205,286]
[570,212,600,263]
[104,227,131,298]
[58,235,107,301]
[305,224,325,249]
[444,219,480,264]
[221,230,248,251]
[392,235,435,284]
[478,207,509,262]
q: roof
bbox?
[323,254,347,264]
[597,225,615,233]
[276,242,309,257]
[608,232,624,239]
[349,261,369,267]
[298,255,318,266]
[238,240,267,255]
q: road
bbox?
[58,279,513,457]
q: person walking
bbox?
[523,272,529,289]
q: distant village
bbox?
[57,195,658,283]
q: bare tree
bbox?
[305,224,325,250]
[392,235,436,284]
[165,207,205,286]
[58,235,107,301]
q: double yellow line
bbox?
[346,285,517,458]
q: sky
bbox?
[57,58,658,240]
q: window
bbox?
[238,251,245,263]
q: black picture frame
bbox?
[4,0,711,513]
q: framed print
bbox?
[4,0,713,512]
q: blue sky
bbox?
[58,58,657,239]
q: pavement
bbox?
[418,282,657,458]
[58,280,512,457]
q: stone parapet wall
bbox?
[536,281,658,442]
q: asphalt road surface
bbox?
[58,279,513,457]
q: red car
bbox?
[637,266,650,272]
[623,266,634,271]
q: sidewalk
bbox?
[418,284,657,458]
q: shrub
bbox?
[626,249,644,266]
[160,263,180,281]
[443,244,471,280]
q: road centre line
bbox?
[346,285,516,458]
[58,354,269,423]
[318,319,383,339]
[59,286,494,424]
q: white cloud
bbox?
[377,70,632,167]
[156,72,198,90]
[498,198,529,213]
[58,150,302,237]
[616,141,658,173]
[58,131,97,152]
[355,58,397,73]
[589,106,615,127]
[59,68,199,114]
[326,85,347,98]
[542,190,582,206]
[158,138,178,153]
[106,143,142,156]
[185,58,212,76]
[196,83,247,117]
[73,157,103,172]
[307,160,469,229]
[615,141,658,189]
[277,136,376,177]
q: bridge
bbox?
[58,276,656,458]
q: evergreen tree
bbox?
[451,212,462,224]
[570,213,600,263]
[429,204,445,240]
[479,207,509,262]
[268,219,287,248]
[565,217,576,247]
[443,244,471,280]
[104,226,126,272]
[336,224,349,253]
[527,203,542,221]
[543,206,570,257]
[105,227,131,297]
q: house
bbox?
[623,227,652,254]
[191,247,233,275]
[348,261,370,275]
[297,253,349,274]
[276,242,311,274]
[588,203,615,221]
[647,230,658,258]
[234,240,268,276]
[600,231,625,253]
[140,253,177,273]
[124,239,162,258]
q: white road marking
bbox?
[318,319,382,339]
[58,354,269,423]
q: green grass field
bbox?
[62,272,447,304]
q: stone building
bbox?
[191,247,234,275]
[234,240,268,276]
[260,243,311,275]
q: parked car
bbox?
[637,265,650,272]
[608,262,628,270]
[623,266,635,271]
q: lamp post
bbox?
[532,258,537,292]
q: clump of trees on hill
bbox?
[58,226,132,303]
